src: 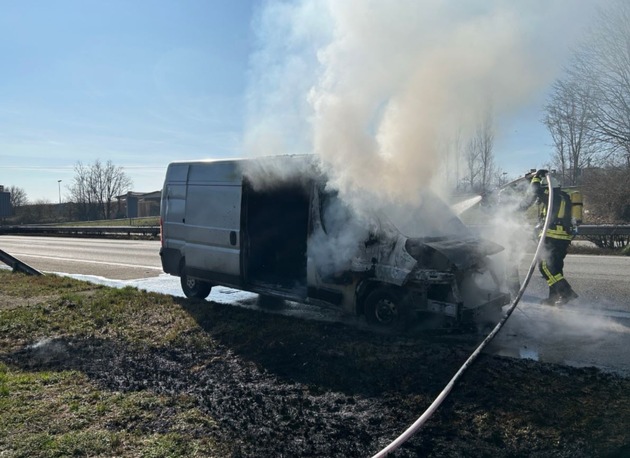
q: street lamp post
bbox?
[57,180,62,205]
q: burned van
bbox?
[159,156,510,330]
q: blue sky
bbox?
[0,1,596,202]
[1,0,253,201]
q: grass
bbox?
[0,273,99,298]
[0,271,227,457]
[0,362,222,457]
[0,273,204,349]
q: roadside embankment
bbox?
[1,271,629,457]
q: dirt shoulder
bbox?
[1,271,629,457]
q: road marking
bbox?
[8,253,162,271]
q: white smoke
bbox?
[307,192,372,275]
[245,0,598,211]
[243,0,602,282]
[310,2,538,206]
[240,154,320,191]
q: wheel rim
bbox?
[374,297,398,324]
[186,277,197,290]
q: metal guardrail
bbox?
[0,249,43,275]
[0,225,159,237]
[467,224,630,236]
[575,225,630,236]
[575,225,630,249]
[0,224,627,239]
[466,223,629,250]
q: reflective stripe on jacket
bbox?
[539,188,573,240]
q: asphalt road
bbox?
[519,253,630,312]
[0,235,163,280]
[1,235,629,375]
[1,236,628,309]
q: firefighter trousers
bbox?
[538,238,572,299]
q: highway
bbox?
[1,235,630,376]
[1,236,628,309]
[0,236,163,280]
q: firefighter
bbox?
[520,169,579,305]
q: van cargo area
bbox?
[160,156,510,331]
[242,179,309,292]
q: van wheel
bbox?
[180,272,212,299]
[364,287,406,328]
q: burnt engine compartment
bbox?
[403,236,509,326]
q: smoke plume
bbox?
[245,0,597,209]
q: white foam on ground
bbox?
[56,271,354,325]
[60,272,258,304]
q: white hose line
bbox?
[372,177,554,458]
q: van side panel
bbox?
[184,162,242,279]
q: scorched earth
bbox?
[1,272,629,457]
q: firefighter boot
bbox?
[555,280,579,305]
[540,284,561,306]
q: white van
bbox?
[159,156,510,330]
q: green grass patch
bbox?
[0,273,99,298]
[0,272,201,348]
[0,271,228,456]
[0,362,225,457]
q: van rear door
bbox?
[162,164,188,238]
[160,164,189,275]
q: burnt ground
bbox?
[4,296,630,457]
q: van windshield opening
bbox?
[377,191,472,239]
[320,188,472,240]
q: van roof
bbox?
[165,154,323,185]
[167,154,315,166]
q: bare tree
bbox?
[439,127,465,192]
[543,78,599,185]
[494,168,509,187]
[69,162,96,220]
[462,109,495,193]
[581,166,630,223]
[477,110,495,193]
[569,0,630,162]
[7,185,28,209]
[68,160,133,220]
[17,199,58,224]
[464,135,482,192]
[542,0,630,223]
[102,160,132,219]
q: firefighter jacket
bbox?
[520,176,574,241]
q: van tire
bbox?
[364,287,405,328]
[180,273,212,299]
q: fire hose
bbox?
[372,173,554,457]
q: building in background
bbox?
[116,191,161,218]
[0,185,11,219]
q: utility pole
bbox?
[57,180,62,204]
